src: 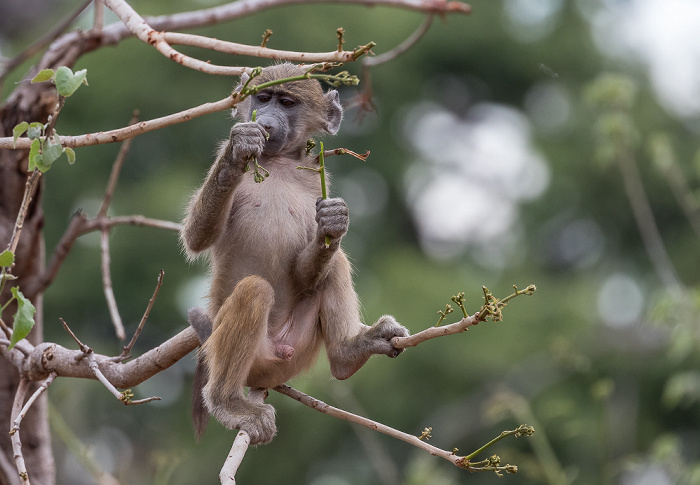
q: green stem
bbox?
[241,72,359,97]
[319,141,327,199]
[319,142,331,247]
[464,427,525,461]
[0,294,16,314]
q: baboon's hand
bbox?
[363,316,409,358]
[316,197,349,245]
[228,122,267,171]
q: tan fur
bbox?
[181,64,408,445]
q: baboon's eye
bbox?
[256,94,271,103]
[279,97,296,108]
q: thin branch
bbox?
[99,111,140,218]
[163,32,374,65]
[9,378,30,484]
[20,326,199,387]
[363,14,434,67]
[30,211,88,295]
[0,445,18,485]
[61,318,161,404]
[391,313,481,349]
[274,384,511,472]
[1,95,237,150]
[5,170,42,256]
[87,351,161,404]
[29,213,181,296]
[119,270,165,360]
[92,0,105,37]
[618,148,683,293]
[0,0,92,85]
[97,0,470,48]
[9,373,57,437]
[100,229,125,340]
[219,389,266,484]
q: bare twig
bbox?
[219,389,266,484]
[61,318,160,404]
[274,385,524,474]
[363,14,434,67]
[0,447,17,485]
[29,213,180,296]
[102,0,373,76]
[0,94,238,150]
[9,378,30,484]
[0,0,92,86]
[119,270,165,360]
[163,32,374,66]
[100,230,125,340]
[5,170,42,256]
[99,112,140,218]
[20,326,199,387]
[618,149,683,293]
[10,373,57,437]
[392,313,480,349]
[92,0,105,36]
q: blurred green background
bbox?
[2,0,700,483]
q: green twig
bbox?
[240,71,359,98]
[260,29,273,48]
[318,142,331,247]
[479,284,536,323]
[463,425,535,462]
[435,304,453,326]
[246,109,270,183]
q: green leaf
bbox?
[64,147,76,165]
[54,66,88,97]
[42,136,63,166]
[31,69,55,83]
[27,122,44,140]
[28,139,41,171]
[0,250,14,267]
[8,287,36,350]
[12,122,28,147]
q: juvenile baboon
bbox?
[182,63,409,445]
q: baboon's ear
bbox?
[323,90,343,135]
[236,72,250,92]
[231,73,252,118]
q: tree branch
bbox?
[15,326,199,387]
[100,229,125,340]
[9,378,30,484]
[0,95,238,150]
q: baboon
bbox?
[182,64,409,445]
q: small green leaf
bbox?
[12,122,28,147]
[42,136,63,166]
[31,69,55,84]
[55,66,88,97]
[64,147,76,165]
[8,287,36,350]
[28,139,41,171]
[27,122,44,140]
[0,250,14,267]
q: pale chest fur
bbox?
[210,160,323,315]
